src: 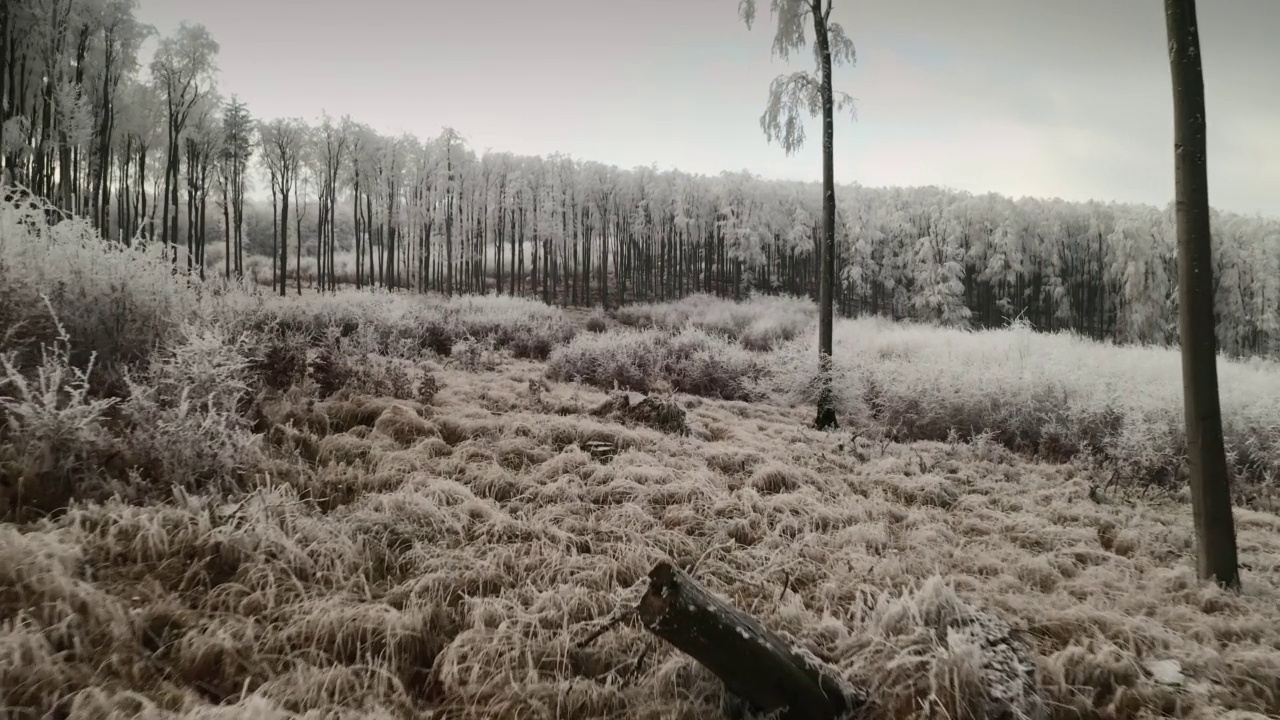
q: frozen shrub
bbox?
[233,291,576,361]
[0,319,116,520]
[785,316,1280,485]
[548,327,768,400]
[248,324,313,394]
[614,292,815,351]
[0,194,204,375]
[309,327,442,404]
[739,310,811,351]
[448,335,498,372]
[762,334,868,420]
[664,326,768,400]
[585,312,609,333]
[547,329,670,393]
[111,323,263,497]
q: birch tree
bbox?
[740,0,856,429]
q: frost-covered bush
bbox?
[0,315,117,520]
[0,313,274,520]
[0,195,206,374]
[773,316,1280,484]
[614,292,815,351]
[236,292,575,360]
[114,323,263,494]
[585,312,608,333]
[548,326,768,400]
[547,329,669,393]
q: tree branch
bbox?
[760,71,822,155]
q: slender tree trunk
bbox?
[198,186,208,280]
[354,171,363,288]
[0,0,7,164]
[186,142,195,272]
[328,175,337,290]
[1165,0,1239,590]
[169,135,181,263]
[446,161,455,296]
[161,127,173,248]
[223,183,232,279]
[138,146,149,240]
[366,192,375,286]
[268,181,277,291]
[94,52,114,229]
[812,0,838,430]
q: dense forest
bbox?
[3,0,1278,357]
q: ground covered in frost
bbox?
[4,353,1280,719]
[3,199,1279,719]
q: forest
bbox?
[4,0,1280,719]
[4,0,1279,358]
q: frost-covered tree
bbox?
[182,93,221,277]
[911,232,971,326]
[740,0,856,429]
[218,95,252,279]
[149,21,218,256]
[258,117,305,296]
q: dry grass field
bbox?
[3,199,1280,720]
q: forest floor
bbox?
[4,343,1280,719]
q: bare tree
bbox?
[1164,0,1239,590]
[149,21,218,259]
[740,0,856,429]
[259,117,305,296]
[220,95,253,279]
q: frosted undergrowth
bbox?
[3,359,1278,719]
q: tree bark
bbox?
[813,0,838,430]
[636,561,868,720]
[1164,0,1239,590]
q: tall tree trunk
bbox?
[169,134,182,263]
[354,171,363,288]
[812,0,838,430]
[328,177,337,290]
[138,146,149,240]
[446,163,455,296]
[186,142,195,272]
[269,183,278,291]
[94,43,115,229]
[0,0,7,164]
[161,130,173,248]
[366,192,375,286]
[1165,0,1239,590]
[295,178,303,295]
[198,184,208,280]
[223,181,232,279]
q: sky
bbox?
[133,0,1280,217]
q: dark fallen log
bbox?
[636,560,870,720]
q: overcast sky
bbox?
[134,0,1279,216]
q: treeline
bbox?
[4,0,1279,358]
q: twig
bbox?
[576,608,636,649]
[776,570,793,602]
[688,539,734,575]
[625,643,651,683]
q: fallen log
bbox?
[636,560,870,720]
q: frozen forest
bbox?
[2,1,1279,719]
[3,1,1279,357]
